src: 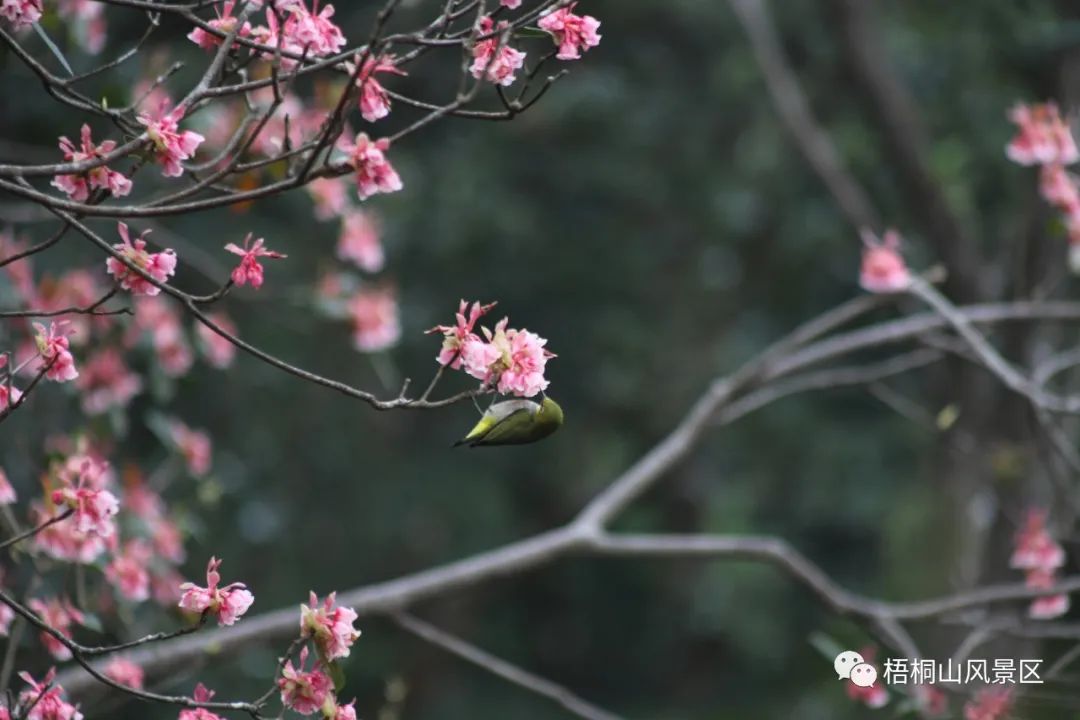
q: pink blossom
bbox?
[152,515,186,564]
[153,567,185,607]
[179,557,254,626]
[76,348,142,415]
[340,133,403,200]
[51,460,120,538]
[300,591,361,661]
[18,669,82,720]
[1026,566,1070,619]
[56,0,106,54]
[224,234,286,289]
[347,54,407,123]
[105,539,152,602]
[470,17,526,86]
[138,105,205,178]
[278,647,334,716]
[50,125,132,202]
[0,0,42,30]
[103,658,144,690]
[1039,163,1080,211]
[178,684,224,720]
[123,473,164,520]
[1010,508,1065,570]
[307,177,350,221]
[187,1,252,50]
[107,222,177,296]
[1,233,36,304]
[348,287,401,352]
[501,0,521,7]
[331,701,357,720]
[426,299,497,369]
[337,210,384,272]
[859,228,911,293]
[964,687,1013,720]
[489,322,554,397]
[27,598,84,661]
[32,502,108,563]
[169,419,212,476]
[1006,102,1079,166]
[281,0,346,58]
[538,2,601,61]
[0,468,14,504]
[33,321,79,382]
[196,313,237,369]
[0,601,12,636]
[130,296,193,377]
[0,382,20,412]
[914,685,948,717]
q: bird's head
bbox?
[538,396,564,429]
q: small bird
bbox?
[455,396,564,448]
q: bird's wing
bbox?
[465,406,533,446]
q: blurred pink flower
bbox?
[0,0,42,30]
[278,647,333,716]
[107,222,177,296]
[1025,566,1069,619]
[103,658,145,690]
[196,313,238,369]
[18,669,82,720]
[138,105,205,178]
[169,419,212,477]
[348,287,400,352]
[225,234,286,289]
[33,502,108,563]
[76,348,142,415]
[341,133,402,200]
[1011,508,1065,570]
[470,17,526,86]
[105,540,152,602]
[27,598,84,661]
[307,177,350,221]
[538,2,601,60]
[1007,102,1079,166]
[964,687,1012,720]
[859,228,910,293]
[51,125,132,202]
[337,210,384,272]
[301,591,361,661]
[0,468,15,505]
[51,460,120,538]
[179,557,254,626]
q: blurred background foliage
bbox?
[4,0,1080,717]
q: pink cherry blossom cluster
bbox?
[340,133,403,201]
[858,228,911,293]
[348,54,407,123]
[179,556,255,626]
[0,0,42,30]
[963,687,1013,720]
[186,0,252,50]
[178,683,224,720]
[129,296,194,377]
[106,222,177,296]
[1006,101,1080,270]
[17,668,83,720]
[1009,508,1069,619]
[225,233,287,289]
[470,17,527,86]
[27,597,84,661]
[137,105,206,179]
[277,592,360,717]
[50,125,132,202]
[33,321,79,382]
[248,0,347,66]
[428,300,555,398]
[537,2,601,60]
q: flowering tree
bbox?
[3,0,1080,719]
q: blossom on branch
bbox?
[858,228,910,293]
[224,234,286,289]
[187,1,252,50]
[307,177,350,221]
[470,17,526,86]
[33,321,78,383]
[178,684,224,720]
[17,669,82,720]
[538,2,601,61]
[179,557,254,626]
[0,0,42,30]
[106,223,177,296]
[138,105,205,178]
[278,647,334,716]
[301,591,361,661]
[169,419,212,477]
[51,459,120,538]
[51,125,132,202]
[340,133,403,200]
[1006,102,1079,167]
[426,299,498,369]
[105,539,152,602]
[347,54,407,123]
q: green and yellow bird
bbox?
[455,396,564,448]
